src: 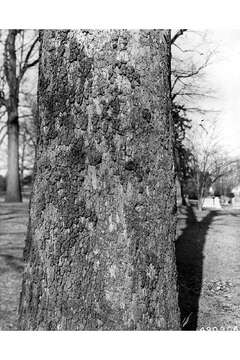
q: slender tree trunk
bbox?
[175,176,182,207]
[198,197,203,211]
[18,30,180,330]
[5,30,22,202]
[20,130,26,186]
[198,187,204,211]
[5,110,22,202]
[180,182,187,206]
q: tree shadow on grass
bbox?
[0,254,24,272]
[175,206,217,330]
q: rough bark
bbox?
[4,30,22,202]
[18,30,180,330]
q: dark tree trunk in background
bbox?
[5,30,22,202]
[6,113,21,202]
[180,182,187,206]
[20,130,26,186]
[18,30,180,330]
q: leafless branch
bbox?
[19,35,39,81]
[171,50,213,93]
[172,43,204,56]
[0,131,7,145]
[171,29,187,45]
[0,90,7,108]
[0,122,6,134]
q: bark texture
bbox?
[18,30,180,330]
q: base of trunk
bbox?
[5,193,22,202]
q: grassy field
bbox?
[0,199,28,330]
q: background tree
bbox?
[19,96,37,186]
[172,103,192,205]
[213,160,240,198]
[18,29,180,330]
[171,30,215,107]
[171,30,217,205]
[0,30,39,202]
[185,120,236,210]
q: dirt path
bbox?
[176,206,240,330]
[0,201,28,330]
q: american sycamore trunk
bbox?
[18,30,180,330]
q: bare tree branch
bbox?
[0,131,7,145]
[171,29,187,45]
[171,50,214,93]
[23,58,39,71]
[19,35,39,81]
[0,122,6,134]
[172,42,204,55]
[0,90,7,107]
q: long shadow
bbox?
[0,232,26,236]
[175,206,217,330]
[0,254,24,272]
[228,211,240,217]
[0,211,18,217]
[0,216,26,221]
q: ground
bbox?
[176,206,240,330]
[0,200,28,330]
[1,199,240,330]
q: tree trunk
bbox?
[5,30,22,202]
[18,30,180,330]
[20,129,26,186]
[180,182,187,206]
[198,187,204,211]
[5,111,22,202]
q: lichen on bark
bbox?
[18,30,180,330]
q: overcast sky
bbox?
[204,30,240,156]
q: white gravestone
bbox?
[203,197,222,209]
